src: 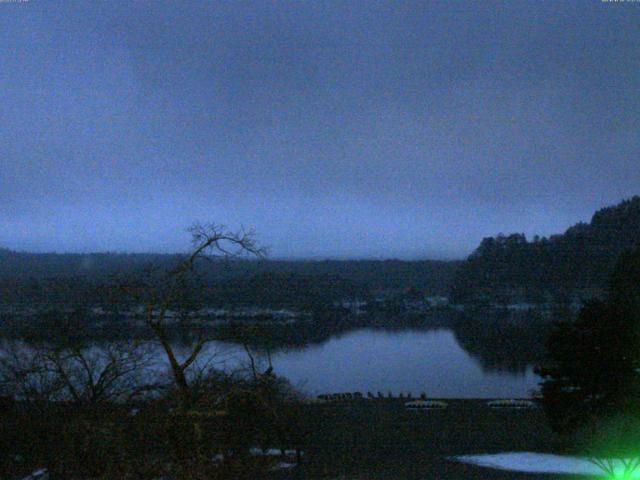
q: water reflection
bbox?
[215,310,553,376]
[450,314,551,375]
[258,327,542,398]
[1,310,554,398]
[190,310,553,397]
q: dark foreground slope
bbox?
[451,196,640,304]
[3,399,569,480]
[284,399,566,480]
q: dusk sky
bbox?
[1,1,639,259]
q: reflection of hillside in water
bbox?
[450,310,554,374]
[217,310,452,353]
[224,309,557,375]
[4,308,558,376]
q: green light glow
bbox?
[589,457,640,480]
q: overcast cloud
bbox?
[1,1,639,258]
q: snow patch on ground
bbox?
[454,452,640,477]
[21,469,48,480]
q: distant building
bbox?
[425,296,449,307]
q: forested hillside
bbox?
[450,197,640,304]
[0,249,460,308]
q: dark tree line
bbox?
[0,272,365,313]
[451,196,640,304]
[0,247,459,298]
[537,242,640,468]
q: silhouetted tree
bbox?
[117,223,264,411]
[0,313,158,479]
[537,244,640,434]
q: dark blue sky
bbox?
[1,1,639,259]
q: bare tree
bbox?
[0,338,156,406]
[118,223,264,410]
[0,341,61,406]
[45,341,156,404]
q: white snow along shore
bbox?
[454,452,640,477]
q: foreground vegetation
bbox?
[1,396,565,480]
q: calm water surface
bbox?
[182,328,540,398]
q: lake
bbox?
[174,327,542,398]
